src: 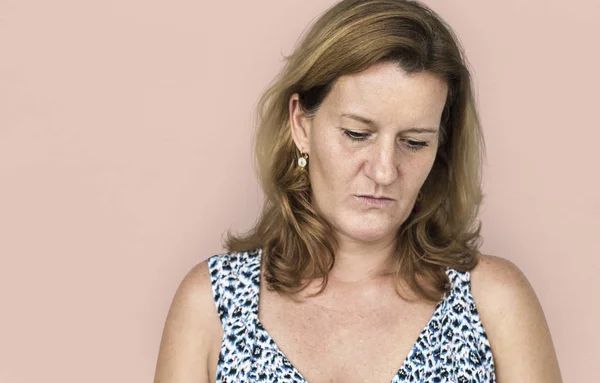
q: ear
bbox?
[289,93,311,154]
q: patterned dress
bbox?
[207,248,496,382]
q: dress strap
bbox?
[207,249,262,327]
[444,267,496,373]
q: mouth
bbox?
[356,194,395,201]
[355,195,396,207]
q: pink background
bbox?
[1,0,598,381]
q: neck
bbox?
[327,232,398,285]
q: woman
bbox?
[154,0,562,382]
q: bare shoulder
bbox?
[470,254,563,382]
[153,259,222,383]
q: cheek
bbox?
[312,132,350,171]
[309,136,358,200]
[410,155,438,192]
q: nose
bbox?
[364,137,398,186]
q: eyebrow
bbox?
[340,113,439,134]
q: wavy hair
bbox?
[223,0,485,303]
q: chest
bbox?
[257,281,439,383]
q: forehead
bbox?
[322,62,448,125]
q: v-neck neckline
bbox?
[249,248,451,383]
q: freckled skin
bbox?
[291,62,448,246]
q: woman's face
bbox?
[289,61,448,246]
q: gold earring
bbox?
[413,191,424,213]
[298,149,308,168]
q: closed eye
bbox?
[343,129,369,141]
[342,129,429,152]
[405,140,429,151]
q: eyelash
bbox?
[342,129,429,152]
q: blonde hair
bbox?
[224,0,485,303]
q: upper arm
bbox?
[470,254,563,383]
[153,259,222,383]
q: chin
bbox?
[323,208,402,243]
[338,222,396,243]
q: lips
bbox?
[355,195,396,207]
[357,194,395,200]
